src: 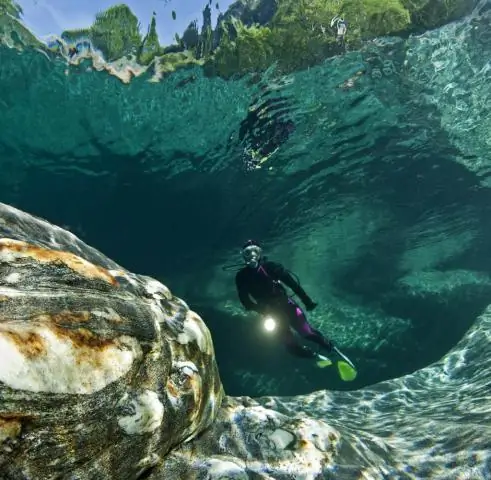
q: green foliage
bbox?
[158,51,200,74]
[209,0,414,76]
[197,5,214,58]
[401,0,474,28]
[212,20,275,77]
[55,0,472,80]
[198,24,213,58]
[90,4,141,61]
[181,21,200,50]
[210,0,340,75]
[138,15,160,65]
[342,0,411,37]
[61,28,91,43]
[0,0,22,18]
[269,0,340,71]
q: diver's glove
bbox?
[305,300,318,311]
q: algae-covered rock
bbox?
[152,51,203,81]
[0,203,223,478]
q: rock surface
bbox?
[0,203,223,479]
[152,303,491,479]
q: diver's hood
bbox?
[242,244,262,267]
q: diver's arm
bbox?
[235,274,261,313]
[269,262,316,309]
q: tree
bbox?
[90,4,142,61]
[138,13,161,64]
[0,0,22,18]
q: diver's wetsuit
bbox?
[235,260,333,358]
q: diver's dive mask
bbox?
[242,244,262,268]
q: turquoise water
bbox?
[1,1,491,478]
[1,7,491,396]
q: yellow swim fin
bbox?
[315,354,333,368]
[337,360,357,381]
[316,358,333,368]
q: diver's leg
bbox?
[287,299,334,353]
[277,320,317,359]
[305,328,334,353]
[283,330,317,358]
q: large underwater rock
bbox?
[151,303,491,479]
[0,203,223,478]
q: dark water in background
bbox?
[1,8,491,397]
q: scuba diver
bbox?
[235,240,334,362]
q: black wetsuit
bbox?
[235,260,333,358]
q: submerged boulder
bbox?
[0,203,223,478]
[154,304,491,479]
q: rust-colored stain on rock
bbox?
[49,324,120,368]
[0,239,119,286]
[166,380,178,398]
[0,417,22,442]
[298,439,309,449]
[1,329,47,358]
[51,310,91,324]
[50,324,114,350]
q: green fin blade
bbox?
[316,359,333,368]
[337,361,357,381]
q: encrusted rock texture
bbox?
[0,203,223,479]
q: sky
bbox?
[17,0,235,46]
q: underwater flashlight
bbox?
[263,316,276,332]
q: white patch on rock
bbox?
[0,326,141,394]
[3,272,21,284]
[91,308,122,323]
[0,239,24,262]
[146,302,163,362]
[108,269,138,286]
[143,277,171,300]
[206,458,248,479]
[48,233,60,247]
[173,360,198,377]
[269,428,295,450]
[136,453,161,477]
[117,390,164,435]
[247,405,280,424]
[177,311,212,354]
